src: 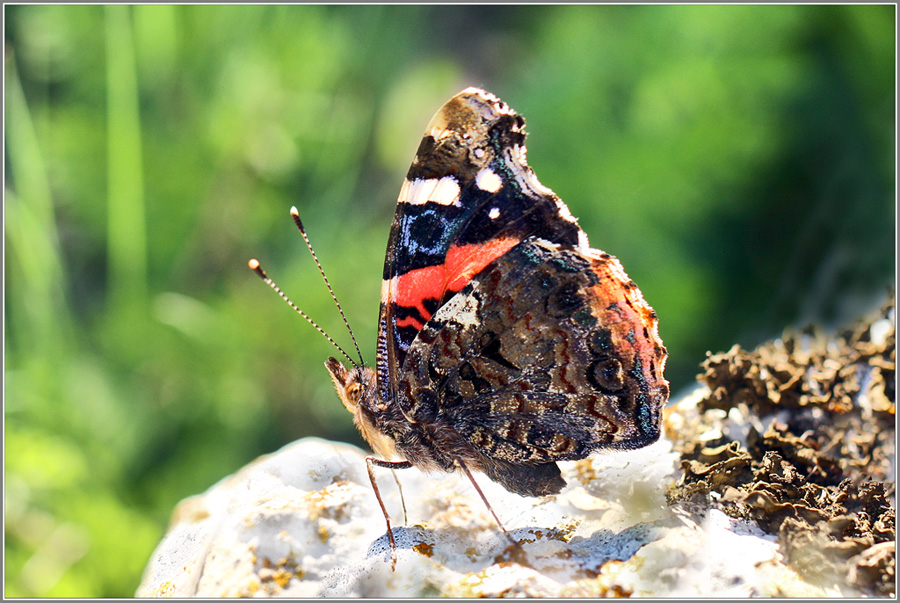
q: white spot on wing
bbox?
[489,207,500,220]
[476,168,503,193]
[430,176,461,206]
[399,177,461,207]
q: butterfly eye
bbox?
[346,382,365,405]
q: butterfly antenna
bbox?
[248,258,357,367]
[290,206,365,367]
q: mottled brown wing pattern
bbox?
[399,237,668,472]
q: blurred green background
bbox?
[4,4,894,597]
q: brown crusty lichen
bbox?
[666,294,895,596]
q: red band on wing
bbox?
[394,237,520,328]
[395,312,426,330]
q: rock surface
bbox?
[137,297,894,597]
[136,431,831,597]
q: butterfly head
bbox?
[325,357,398,460]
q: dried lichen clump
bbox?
[666,295,895,596]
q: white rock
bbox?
[137,426,828,597]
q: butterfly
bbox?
[252,87,668,566]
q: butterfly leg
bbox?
[366,457,412,570]
[389,468,409,525]
[456,459,521,551]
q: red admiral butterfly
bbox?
[252,88,668,566]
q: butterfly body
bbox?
[326,88,669,499]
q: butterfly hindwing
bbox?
[399,238,668,486]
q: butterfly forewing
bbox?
[377,88,584,407]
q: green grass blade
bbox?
[4,54,73,357]
[105,5,147,310]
